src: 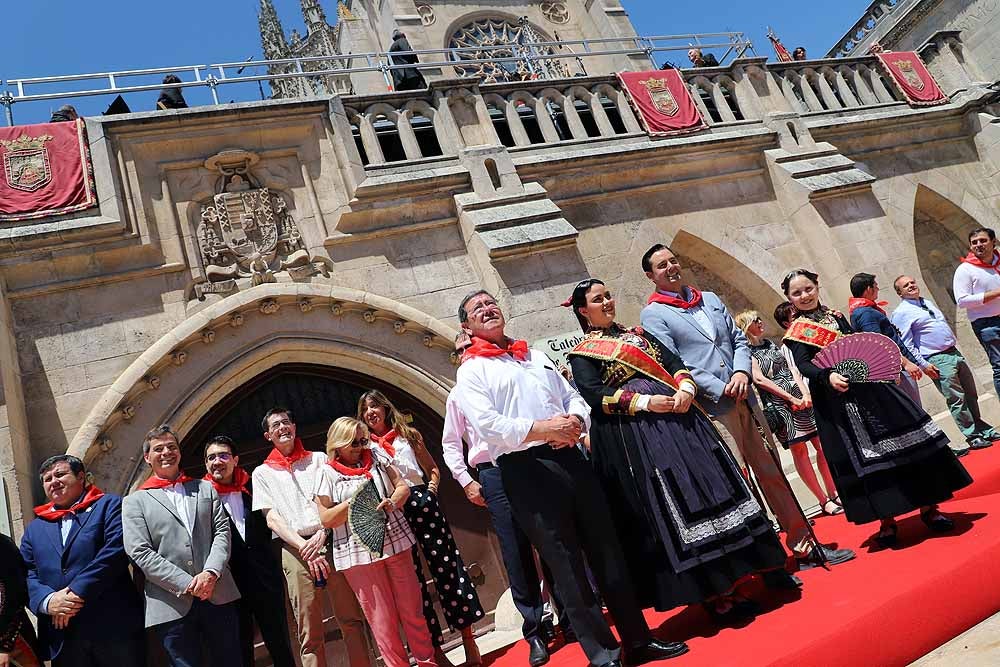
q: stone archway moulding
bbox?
[68,283,460,492]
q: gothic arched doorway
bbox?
[178,362,503,649]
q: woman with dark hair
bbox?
[157,74,188,110]
[358,390,482,666]
[781,269,972,547]
[565,279,788,622]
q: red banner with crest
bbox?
[618,69,708,136]
[0,119,96,222]
[876,52,948,106]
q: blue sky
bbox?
[2,0,870,125]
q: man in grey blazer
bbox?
[639,244,855,572]
[123,425,241,667]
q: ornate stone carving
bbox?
[299,298,314,313]
[362,310,377,323]
[145,375,161,390]
[97,436,114,453]
[331,302,344,316]
[541,2,569,24]
[201,329,216,344]
[416,4,435,26]
[449,351,461,366]
[121,404,136,421]
[259,298,281,315]
[195,151,326,299]
[228,312,245,328]
[422,335,433,347]
[393,320,407,334]
[171,350,188,366]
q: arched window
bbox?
[448,17,569,83]
[373,113,406,162]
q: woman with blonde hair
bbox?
[313,416,437,667]
[358,391,482,666]
[735,308,842,515]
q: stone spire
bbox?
[301,0,328,33]
[258,0,288,61]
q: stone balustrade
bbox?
[828,0,908,58]
[768,56,903,114]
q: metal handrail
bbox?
[1,32,755,126]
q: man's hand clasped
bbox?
[723,372,750,400]
[545,414,583,448]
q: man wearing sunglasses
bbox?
[203,437,296,667]
[891,275,996,453]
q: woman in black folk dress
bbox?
[566,279,788,622]
[781,269,972,547]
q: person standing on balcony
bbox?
[687,48,719,68]
[954,227,1000,402]
[49,105,79,123]
[792,47,807,61]
[157,74,189,110]
[389,30,427,91]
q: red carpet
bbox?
[485,446,1000,667]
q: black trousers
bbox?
[237,588,297,667]
[499,446,650,666]
[479,465,568,641]
[52,634,145,667]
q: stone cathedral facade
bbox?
[2,0,1000,659]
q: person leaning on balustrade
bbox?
[782,269,972,549]
[735,309,842,516]
[314,417,437,667]
[20,455,144,667]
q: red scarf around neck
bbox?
[961,250,1000,274]
[847,297,888,316]
[34,484,105,521]
[647,287,703,309]
[462,336,529,362]
[263,438,311,470]
[203,467,250,495]
[139,472,194,490]
[328,448,374,479]
[370,429,397,458]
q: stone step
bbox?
[779,153,859,179]
[798,169,877,200]
[454,181,550,212]
[463,198,565,233]
[477,218,579,259]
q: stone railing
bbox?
[768,56,903,114]
[827,0,909,58]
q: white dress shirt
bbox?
[221,491,246,541]
[455,347,592,462]
[163,481,195,536]
[891,297,957,360]
[375,435,426,488]
[660,289,716,340]
[442,387,492,489]
[252,452,327,537]
[953,259,1000,322]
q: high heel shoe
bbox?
[875,523,898,548]
[921,509,955,532]
[822,500,844,515]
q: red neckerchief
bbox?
[263,438,311,470]
[647,287,703,309]
[847,297,888,316]
[961,250,1000,274]
[139,472,194,490]
[328,448,374,479]
[34,485,105,521]
[370,429,397,458]
[461,336,529,362]
[202,467,250,495]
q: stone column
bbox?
[0,275,33,540]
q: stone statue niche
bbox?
[194,150,327,299]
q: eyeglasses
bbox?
[205,452,233,462]
[752,317,763,324]
[350,437,368,447]
[267,419,293,431]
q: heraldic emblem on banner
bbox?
[894,59,926,92]
[638,77,680,117]
[1,132,53,192]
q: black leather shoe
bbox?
[626,638,690,664]
[795,544,856,570]
[921,510,955,532]
[954,447,971,458]
[527,636,550,666]
[762,569,803,590]
[538,618,556,644]
[968,437,994,450]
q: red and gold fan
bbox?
[812,333,902,383]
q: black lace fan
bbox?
[348,479,387,558]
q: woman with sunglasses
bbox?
[781,269,972,547]
[565,279,787,623]
[735,309,842,516]
[358,390,483,667]
[314,417,437,667]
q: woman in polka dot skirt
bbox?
[359,390,484,667]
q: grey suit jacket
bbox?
[640,288,753,417]
[122,479,239,628]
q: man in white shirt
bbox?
[443,332,568,666]
[454,290,688,667]
[953,227,1000,401]
[892,275,996,452]
[203,437,296,667]
[251,408,368,667]
[122,425,241,667]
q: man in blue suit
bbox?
[639,244,855,572]
[19,454,144,667]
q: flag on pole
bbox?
[767,28,793,63]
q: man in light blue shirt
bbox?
[891,275,996,451]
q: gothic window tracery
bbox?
[448,18,568,83]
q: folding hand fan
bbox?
[348,479,388,558]
[812,332,902,383]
